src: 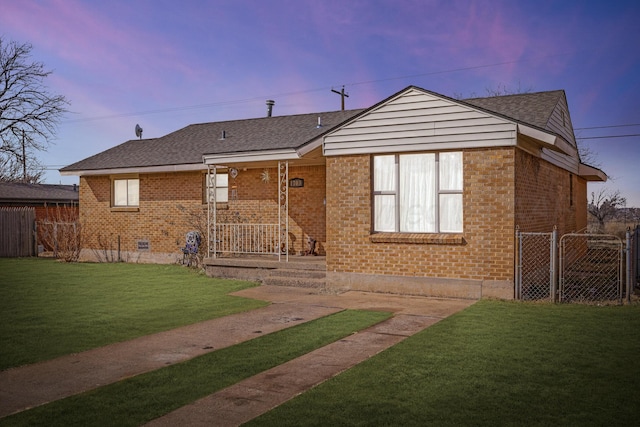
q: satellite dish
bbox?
[135,124,143,139]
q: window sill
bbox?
[110,206,139,212]
[201,202,230,209]
[370,232,465,245]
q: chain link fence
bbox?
[559,234,623,303]
[516,230,555,301]
[516,228,632,304]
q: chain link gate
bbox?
[516,229,627,303]
[515,229,557,301]
[559,234,623,304]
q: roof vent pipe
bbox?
[317,117,322,128]
[266,99,275,117]
[220,130,226,140]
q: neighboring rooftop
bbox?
[0,182,79,205]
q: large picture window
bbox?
[373,152,463,233]
[113,178,139,207]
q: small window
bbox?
[203,173,229,203]
[113,178,139,207]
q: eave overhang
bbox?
[517,124,576,157]
[203,149,300,165]
[59,163,207,176]
[578,163,607,182]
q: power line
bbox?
[62,87,331,123]
[60,56,558,124]
[575,123,640,130]
[576,134,640,140]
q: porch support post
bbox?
[278,160,289,262]
[207,166,217,258]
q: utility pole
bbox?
[22,130,27,182]
[331,86,349,110]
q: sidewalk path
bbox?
[0,302,341,417]
[0,285,475,422]
[146,286,475,426]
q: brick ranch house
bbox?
[60,86,605,299]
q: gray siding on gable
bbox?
[541,148,580,174]
[546,101,577,147]
[324,89,517,156]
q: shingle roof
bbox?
[463,90,565,130]
[61,87,568,173]
[0,182,79,203]
[61,109,363,172]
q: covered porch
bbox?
[203,150,328,262]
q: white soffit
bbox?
[517,124,575,156]
[578,163,607,182]
[203,149,299,165]
[60,163,207,176]
[296,136,324,157]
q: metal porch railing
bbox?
[212,223,282,256]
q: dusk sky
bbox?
[2,0,639,207]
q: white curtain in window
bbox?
[439,152,463,190]
[439,194,463,232]
[216,188,228,203]
[217,173,228,188]
[400,153,435,232]
[373,156,396,232]
[374,195,396,232]
[127,179,139,206]
[373,155,396,191]
[114,180,127,206]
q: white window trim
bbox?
[112,176,139,208]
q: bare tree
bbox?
[588,188,626,231]
[577,143,601,168]
[0,37,69,182]
[0,152,45,182]
[484,81,534,97]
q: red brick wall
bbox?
[326,146,586,291]
[80,172,204,256]
[326,148,517,282]
[514,149,585,234]
[34,205,78,222]
[79,165,326,260]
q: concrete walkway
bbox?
[0,286,475,424]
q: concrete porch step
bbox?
[263,269,326,289]
[263,275,326,289]
[269,269,326,280]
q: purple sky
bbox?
[2,0,639,207]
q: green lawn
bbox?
[0,258,267,369]
[2,259,638,426]
[249,300,640,426]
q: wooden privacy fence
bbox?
[0,207,36,257]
